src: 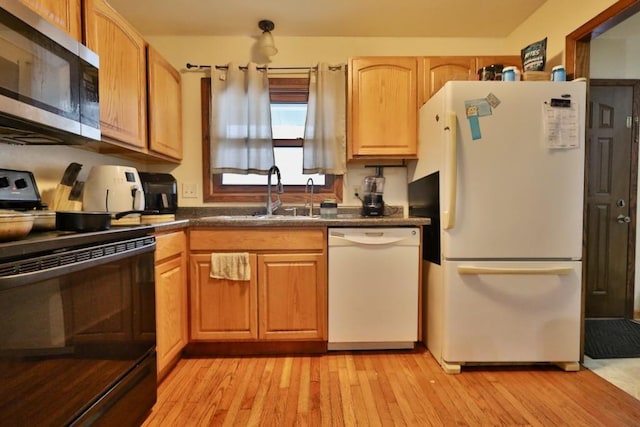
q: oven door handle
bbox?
[0,239,155,289]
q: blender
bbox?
[361,167,385,217]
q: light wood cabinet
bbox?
[19,0,81,40]
[258,253,326,340]
[418,57,476,106]
[154,230,188,381]
[189,228,327,342]
[83,0,148,150]
[418,55,522,105]
[147,45,183,161]
[348,56,418,159]
[190,253,259,340]
[81,0,182,163]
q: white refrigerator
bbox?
[408,81,586,374]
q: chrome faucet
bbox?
[266,165,283,215]
[305,177,314,217]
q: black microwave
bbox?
[0,0,100,145]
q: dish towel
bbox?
[210,252,251,281]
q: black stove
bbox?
[0,166,155,262]
[0,224,157,426]
[0,224,155,263]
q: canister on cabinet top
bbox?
[477,64,503,81]
[551,65,566,81]
[502,66,521,81]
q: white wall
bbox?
[591,38,640,78]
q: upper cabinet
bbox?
[19,0,81,40]
[348,55,522,161]
[418,57,476,106]
[83,0,147,151]
[348,57,418,160]
[419,55,522,106]
[82,0,182,163]
[147,46,183,161]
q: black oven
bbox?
[0,226,156,426]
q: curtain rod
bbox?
[185,63,344,71]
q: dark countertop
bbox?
[151,219,190,233]
[1,212,429,262]
[173,206,430,228]
[187,215,430,227]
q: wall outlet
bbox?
[352,185,360,198]
[182,183,198,199]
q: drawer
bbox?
[190,228,325,251]
[155,231,186,262]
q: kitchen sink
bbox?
[261,215,322,220]
[201,214,322,220]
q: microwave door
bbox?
[0,0,99,144]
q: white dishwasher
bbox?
[328,227,420,350]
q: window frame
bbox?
[201,76,343,203]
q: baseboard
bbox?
[634,310,640,320]
[184,340,327,356]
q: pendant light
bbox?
[258,20,278,57]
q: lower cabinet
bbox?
[154,230,188,381]
[189,228,327,344]
[258,253,326,340]
[190,253,259,340]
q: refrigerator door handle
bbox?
[443,112,457,230]
[457,266,575,275]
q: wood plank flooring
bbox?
[143,346,640,426]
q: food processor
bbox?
[361,167,385,217]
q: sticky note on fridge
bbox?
[465,102,482,140]
[485,93,501,108]
[468,115,481,140]
[465,99,492,117]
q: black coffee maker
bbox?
[138,172,178,214]
[361,167,385,217]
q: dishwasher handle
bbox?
[329,232,414,246]
[457,266,574,275]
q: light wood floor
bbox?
[143,346,640,426]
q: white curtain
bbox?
[210,62,275,174]
[303,63,347,175]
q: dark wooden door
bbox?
[585,83,636,318]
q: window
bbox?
[202,76,343,203]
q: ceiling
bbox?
[106,0,548,38]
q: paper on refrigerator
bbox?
[542,102,580,149]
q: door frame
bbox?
[588,79,640,318]
[566,0,640,321]
[566,0,640,81]
[564,0,640,359]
